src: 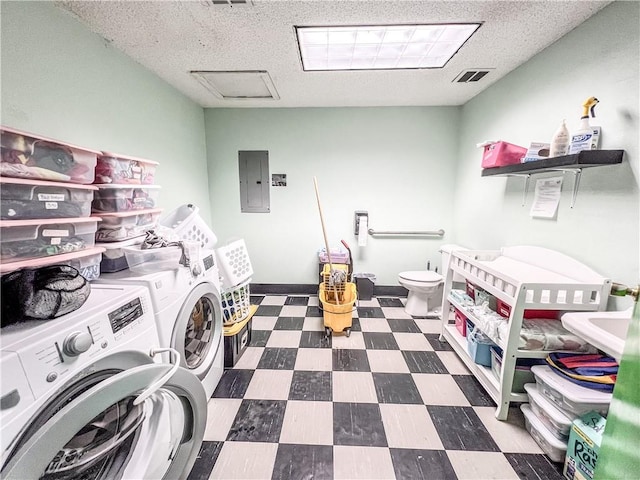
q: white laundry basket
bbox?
[159,204,217,249]
[215,239,254,290]
[221,280,252,325]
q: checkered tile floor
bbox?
[188,295,565,480]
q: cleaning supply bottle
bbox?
[549,119,570,157]
[569,96,599,154]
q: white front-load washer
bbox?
[95,250,224,398]
[0,284,207,479]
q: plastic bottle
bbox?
[569,97,599,154]
[549,119,570,157]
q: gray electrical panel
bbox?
[238,150,270,213]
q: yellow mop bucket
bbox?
[320,281,357,337]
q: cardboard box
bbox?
[563,411,606,480]
[522,142,551,163]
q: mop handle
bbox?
[313,176,341,305]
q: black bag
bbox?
[1,265,91,327]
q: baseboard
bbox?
[250,283,407,297]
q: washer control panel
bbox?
[3,287,156,400]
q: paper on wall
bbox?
[530,176,563,219]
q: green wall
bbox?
[205,107,461,284]
[453,0,639,292]
[2,1,637,290]
[0,1,211,222]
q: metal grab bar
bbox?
[367,228,445,237]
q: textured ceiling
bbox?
[55,0,610,108]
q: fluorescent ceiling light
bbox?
[296,24,481,71]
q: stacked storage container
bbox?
[0,127,104,281]
[520,365,612,463]
[91,152,162,273]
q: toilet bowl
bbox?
[398,270,443,317]
[398,244,469,317]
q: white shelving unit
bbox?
[440,246,610,420]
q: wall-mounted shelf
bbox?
[481,150,624,207]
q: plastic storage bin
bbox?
[490,347,544,393]
[521,404,568,463]
[159,204,217,250]
[122,244,182,274]
[221,281,252,325]
[94,208,162,242]
[91,184,161,213]
[496,298,559,320]
[97,237,144,273]
[318,248,350,264]
[479,141,527,168]
[455,308,468,337]
[467,326,495,367]
[1,177,96,219]
[1,126,99,184]
[524,383,574,440]
[0,217,99,263]
[95,151,159,184]
[0,246,105,281]
[531,365,612,417]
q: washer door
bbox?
[173,282,222,380]
[1,361,206,480]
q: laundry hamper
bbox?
[215,238,254,291]
[221,280,252,326]
[319,281,356,337]
[159,204,217,249]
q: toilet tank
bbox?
[440,244,468,283]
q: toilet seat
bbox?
[399,271,442,284]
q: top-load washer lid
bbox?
[399,271,443,283]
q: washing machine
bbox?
[0,284,207,479]
[95,250,224,398]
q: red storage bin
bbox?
[454,308,468,337]
[466,281,476,300]
[479,141,527,168]
[496,299,560,320]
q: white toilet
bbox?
[398,244,467,317]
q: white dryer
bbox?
[0,284,207,479]
[95,250,224,398]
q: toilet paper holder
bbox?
[354,211,368,235]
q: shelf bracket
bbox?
[522,174,531,207]
[570,169,582,208]
[548,168,582,208]
[505,173,531,206]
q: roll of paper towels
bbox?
[358,217,368,247]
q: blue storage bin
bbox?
[467,326,494,367]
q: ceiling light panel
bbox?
[296,24,480,71]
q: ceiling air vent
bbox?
[191,70,280,100]
[453,69,493,83]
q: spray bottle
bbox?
[569,96,599,154]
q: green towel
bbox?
[595,298,640,479]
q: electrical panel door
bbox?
[238,150,270,213]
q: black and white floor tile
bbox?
[188,295,564,480]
